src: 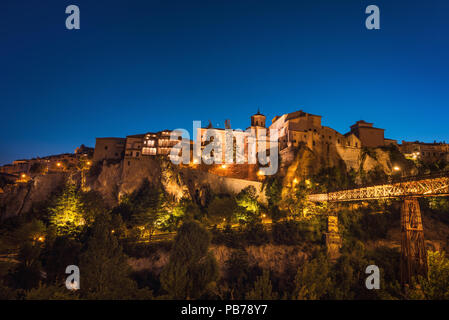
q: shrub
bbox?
[272,221,301,245]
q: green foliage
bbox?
[160,220,218,299]
[293,253,332,300]
[235,186,260,221]
[242,221,270,245]
[79,214,151,299]
[245,269,278,300]
[265,177,282,206]
[49,181,85,236]
[224,249,258,299]
[41,236,82,283]
[272,217,324,245]
[14,219,46,244]
[409,251,449,300]
[339,204,398,242]
[272,220,302,245]
[158,197,190,231]
[79,191,108,226]
[312,166,356,193]
[117,180,169,240]
[25,283,79,300]
[13,242,43,290]
[207,195,238,225]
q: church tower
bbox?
[251,109,266,128]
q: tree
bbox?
[49,181,85,236]
[245,269,278,300]
[14,219,46,244]
[207,196,238,225]
[79,214,151,299]
[42,236,82,283]
[125,180,167,240]
[409,251,449,300]
[293,253,333,300]
[12,242,43,290]
[160,220,218,299]
[235,186,260,222]
[25,283,79,300]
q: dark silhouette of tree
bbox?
[245,269,278,300]
[79,214,151,299]
[160,220,218,299]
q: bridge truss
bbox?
[307,173,449,288]
[308,175,449,203]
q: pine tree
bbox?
[49,181,85,236]
[79,214,151,299]
[160,220,218,299]
[245,269,278,300]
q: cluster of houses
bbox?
[1,109,448,183]
[0,145,93,181]
[91,109,449,168]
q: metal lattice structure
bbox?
[307,172,449,288]
[308,173,449,203]
[400,198,428,286]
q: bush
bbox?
[242,222,270,246]
[272,221,301,245]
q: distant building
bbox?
[75,144,94,156]
[93,137,126,162]
[348,120,385,148]
[269,110,362,151]
[125,130,181,159]
[400,141,449,163]
[198,119,250,164]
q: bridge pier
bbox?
[400,197,428,287]
[325,215,342,261]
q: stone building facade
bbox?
[400,141,449,163]
[348,120,385,148]
[93,137,126,162]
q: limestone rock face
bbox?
[0,173,65,220]
[128,244,309,278]
[88,161,123,206]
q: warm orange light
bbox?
[262,214,266,218]
[87,161,92,165]
[293,178,299,184]
[221,164,227,169]
[37,236,45,242]
[21,174,26,178]
[56,162,61,167]
[193,159,199,164]
[393,166,401,171]
[257,170,263,176]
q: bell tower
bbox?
[251,109,266,128]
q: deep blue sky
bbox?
[1,0,448,165]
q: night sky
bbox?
[1,0,448,165]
